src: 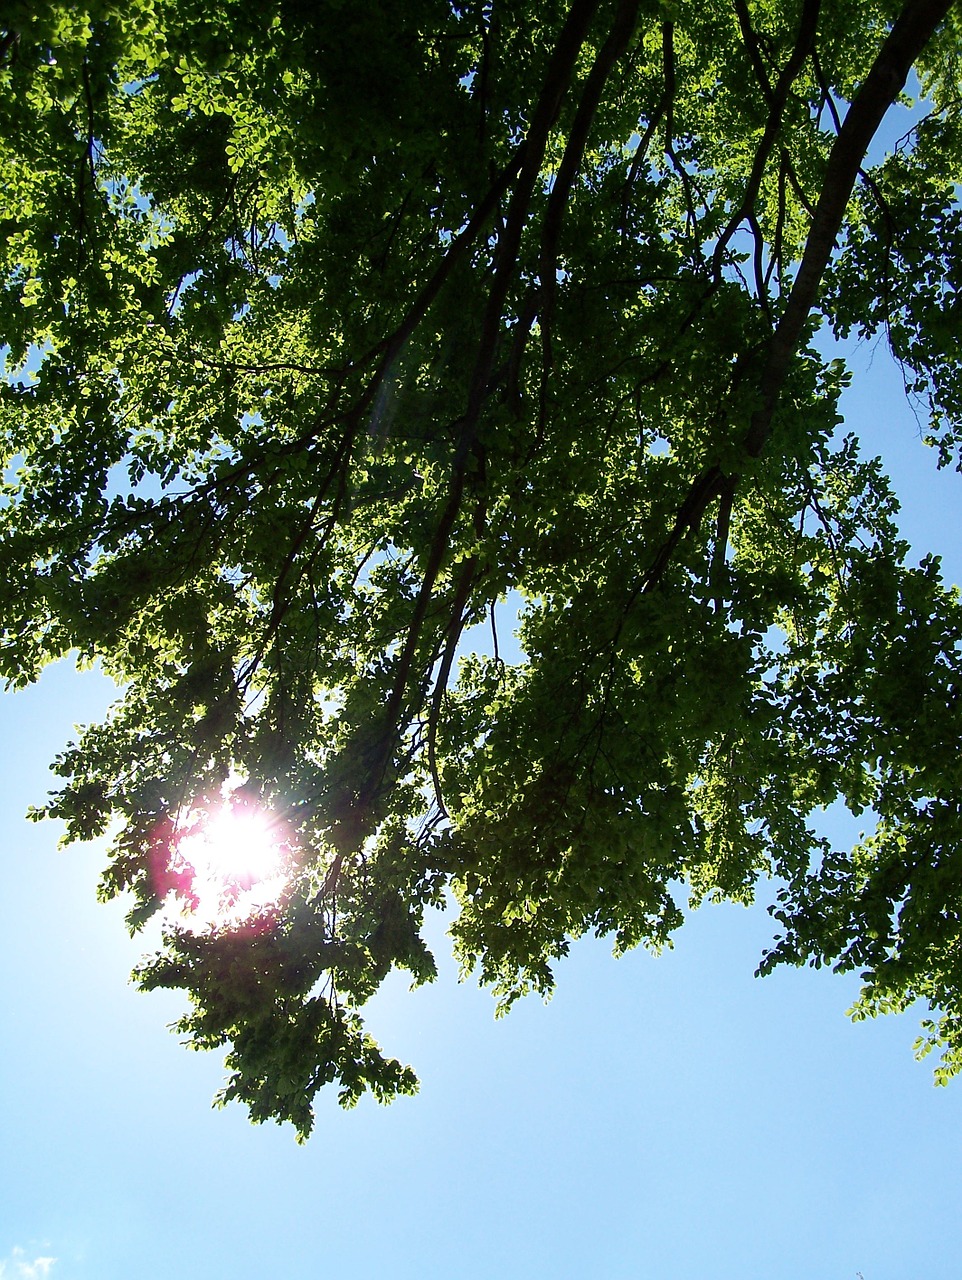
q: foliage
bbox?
[1,0,962,1137]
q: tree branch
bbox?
[745,0,956,456]
[712,0,820,278]
[641,0,954,596]
[540,0,642,312]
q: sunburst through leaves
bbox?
[169,793,293,930]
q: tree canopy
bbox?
[2,0,962,1137]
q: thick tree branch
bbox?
[464,0,604,433]
[745,0,956,456]
[540,0,642,311]
[642,0,955,596]
[356,0,615,819]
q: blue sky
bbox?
[3,329,962,1280]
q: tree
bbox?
[1,0,961,1138]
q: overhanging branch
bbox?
[641,0,955,596]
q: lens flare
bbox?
[171,799,291,929]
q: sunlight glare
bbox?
[173,799,291,930]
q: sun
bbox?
[172,799,291,929]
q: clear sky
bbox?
[3,331,962,1280]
